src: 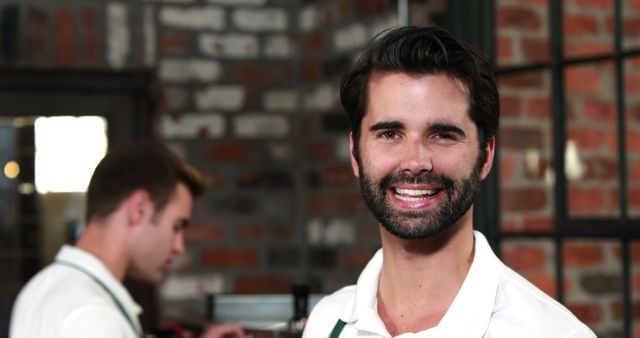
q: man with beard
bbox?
[10,141,244,338]
[302,27,595,338]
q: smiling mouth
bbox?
[393,187,439,201]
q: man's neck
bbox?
[75,219,129,281]
[376,219,475,336]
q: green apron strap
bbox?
[329,319,347,338]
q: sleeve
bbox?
[59,305,139,338]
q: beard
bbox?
[358,154,484,239]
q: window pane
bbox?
[626,57,640,219]
[564,62,621,218]
[564,0,614,59]
[496,0,550,67]
[564,240,623,336]
[498,70,555,233]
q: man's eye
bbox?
[378,131,398,139]
[434,132,456,140]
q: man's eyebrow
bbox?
[369,121,404,131]
[429,123,466,136]
[178,219,190,230]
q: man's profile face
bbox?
[350,73,494,239]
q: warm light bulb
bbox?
[4,161,20,179]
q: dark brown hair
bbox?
[86,140,205,222]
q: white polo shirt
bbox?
[303,231,596,338]
[10,245,143,338]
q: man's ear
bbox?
[349,132,360,178]
[480,136,496,181]
[125,189,153,227]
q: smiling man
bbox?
[302,27,595,338]
[10,141,244,338]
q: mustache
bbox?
[378,171,454,190]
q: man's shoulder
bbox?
[488,265,596,337]
[303,285,356,338]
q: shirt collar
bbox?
[55,245,143,325]
[339,231,501,337]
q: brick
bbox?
[501,188,547,211]
[81,6,100,64]
[300,61,321,81]
[203,141,251,163]
[499,95,522,118]
[233,115,289,138]
[201,249,258,267]
[630,188,640,210]
[323,164,355,187]
[299,5,319,32]
[309,247,338,268]
[263,89,298,112]
[568,127,605,151]
[527,96,551,119]
[199,33,259,58]
[340,248,371,269]
[566,303,603,325]
[264,35,294,59]
[107,3,130,69]
[160,59,221,82]
[160,86,189,110]
[500,127,544,150]
[161,273,224,301]
[235,223,267,240]
[54,7,75,65]
[236,168,293,189]
[308,194,335,216]
[499,72,545,89]
[566,67,604,95]
[267,247,299,267]
[564,15,598,36]
[631,161,640,181]
[522,37,549,63]
[570,42,613,58]
[160,7,225,30]
[185,222,225,244]
[502,245,546,271]
[629,131,640,152]
[355,0,387,13]
[525,273,557,297]
[201,170,224,189]
[142,6,156,67]
[576,0,613,8]
[161,113,225,138]
[626,75,640,94]
[522,216,554,232]
[498,36,513,63]
[632,0,640,9]
[233,63,293,85]
[568,187,607,214]
[340,193,368,213]
[307,140,334,161]
[581,158,618,180]
[583,99,615,122]
[304,84,337,111]
[497,7,542,31]
[233,9,288,32]
[580,272,622,295]
[26,7,48,65]
[161,31,189,54]
[499,156,518,181]
[195,86,245,110]
[234,275,293,293]
[206,0,267,5]
[564,242,605,267]
[622,18,640,38]
[334,23,368,52]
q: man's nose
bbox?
[172,232,185,255]
[399,138,433,175]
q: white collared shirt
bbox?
[10,245,143,338]
[303,231,596,338]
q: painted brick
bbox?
[502,245,546,271]
[199,33,259,58]
[26,7,47,65]
[626,75,640,94]
[583,99,615,122]
[233,63,293,85]
[206,0,267,5]
[568,187,607,214]
[107,3,130,69]
[576,0,613,8]
[499,95,522,118]
[499,72,545,89]
[299,5,319,32]
[81,6,100,64]
[580,272,621,295]
[564,242,605,267]
[203,141,251,163]
[54,7,75,65]
[566,303,603,325]
[195,86,245,110]
[322,164,355,187]
[160,59,221,82]
[263,89,298,112]
[527,96,551,119]
[334,23,368,52]
[233,9,288,32]
[161,31,189,54]
[234,275,293,293]
[185,222,225,244]
[497,7,542,31]
[500,127,544,150]
[201,249,258,267]
[564,15,599,36]
[570,42,613,58]
[501,188,547,211]
[499,156,518,181]
[304,84,337,111]
[161,273,224,301]
[160,86,189,110]
[568,127,605,151]
[522,37,549,63]
[622,18,640,38]
[498,36,513,63]
[264,35,294,59]
[633,160,640,181]
[160,113,225,138]
[522,216,554,232]
[630,188,640,210]
[233,114,289,138]
[160,7,225,30]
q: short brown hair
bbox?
[86,140,205,222]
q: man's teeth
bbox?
[394,188,436,201]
